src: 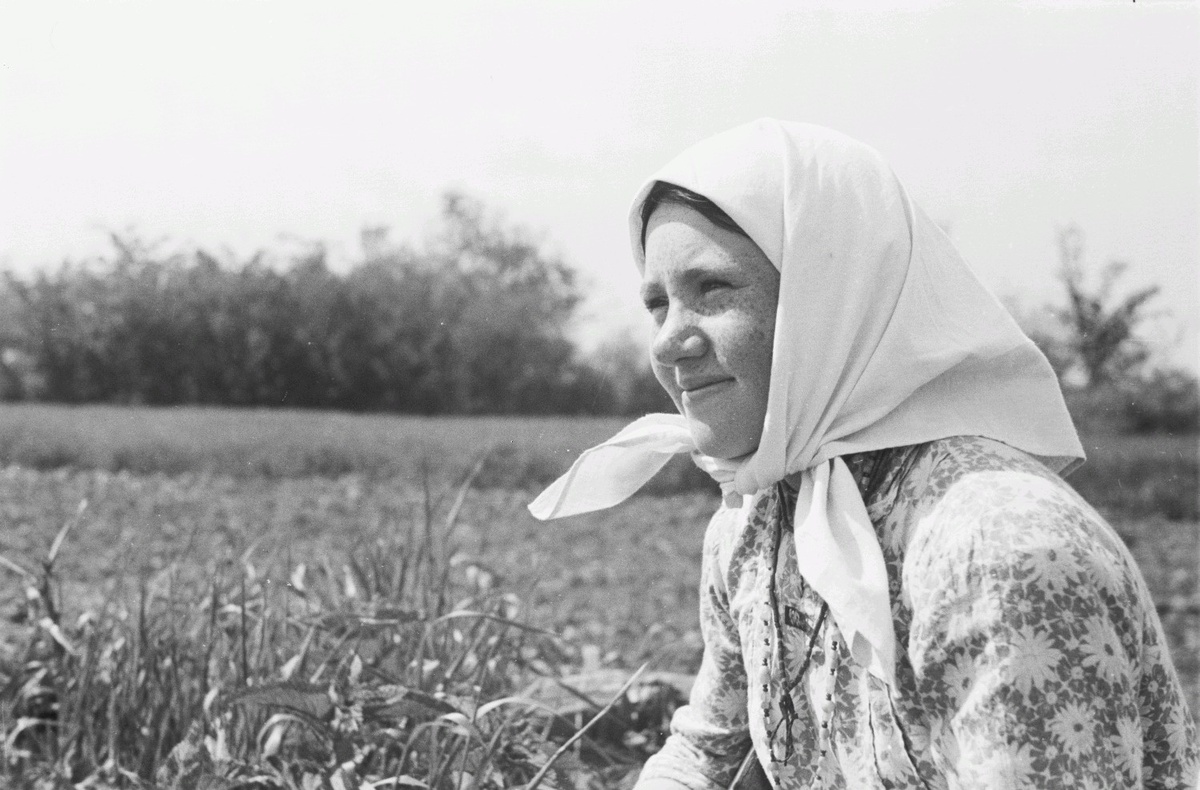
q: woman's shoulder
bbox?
[904,434,1090,527]
[900,435,1140,606]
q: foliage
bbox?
[1069,431,1199,521]
[1038,224,1162,389]
[344,194,610,415]
[1121,367,1200,435]
[588,334,673,418]
[0,467,693,789]
[1012,225,1197,435]
[1060,373,1199,438]
[0,194,633,415]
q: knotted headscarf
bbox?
[530,119,1084,686]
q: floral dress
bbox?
[635,436,1198,789]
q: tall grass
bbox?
[0,466,679,789]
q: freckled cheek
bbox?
[713,320,775,384]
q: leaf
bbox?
[0,553,33,580]
[226,681,334,721]
[203,686,221,715]
[257,711,328,758]
[4,717,53,750]
[196,776,237,790]
[291,564,308,594]
[366,778,428,789]
[343,564,361,599]
[46,498,86,565]
[520,670,693,718]
[259,718,287,759]
[356,685,459,723]
[280,654,303,681]
[205,725,231,763]
[37,616,78,655]
[361,607,423,624]
[156,720,211,787]
[313,609,420,636]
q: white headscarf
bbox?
[529,119,1084,686]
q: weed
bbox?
[0,468,678,788]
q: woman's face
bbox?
[641,203,779,460]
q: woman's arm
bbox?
[635,508,754,790]
[905,470,1198,789]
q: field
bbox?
[0,404,1195,788]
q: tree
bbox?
[588,331,673,415]
[1015,225,1198,434]
[1049,224,1160,389]
[409,191,587,414]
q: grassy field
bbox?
[0,404,1194,788]
[0,403,1195,518]
[0,404,630,483]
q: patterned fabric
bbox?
[635,436,1198,789]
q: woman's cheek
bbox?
[721,317,774,405]
[716,314,771,367]
[651,361,684,408]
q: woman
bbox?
[530,120,1197,789]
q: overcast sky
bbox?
[1,1,1196,370]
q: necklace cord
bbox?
[768,482,831,762]
[760,445,927,768]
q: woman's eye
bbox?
[701,279,729,293]
[643,295,668,314]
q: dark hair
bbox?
[639,181,750,250]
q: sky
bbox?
[1,1,1197,371]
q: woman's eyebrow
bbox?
[639,280,664,303]
[640,262,731,302]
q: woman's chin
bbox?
[689,424,756,461]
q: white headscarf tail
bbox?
[795,459,896,686]
[527,415,693,520]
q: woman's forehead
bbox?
[641,203,777,285]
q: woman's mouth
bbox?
[681,378,735,404]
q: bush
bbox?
[1063,371,1200,437]
[1067,433,1198,521]
[0,196,626,416]
[1123,368,1200,434]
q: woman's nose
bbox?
[651,306,707,368]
